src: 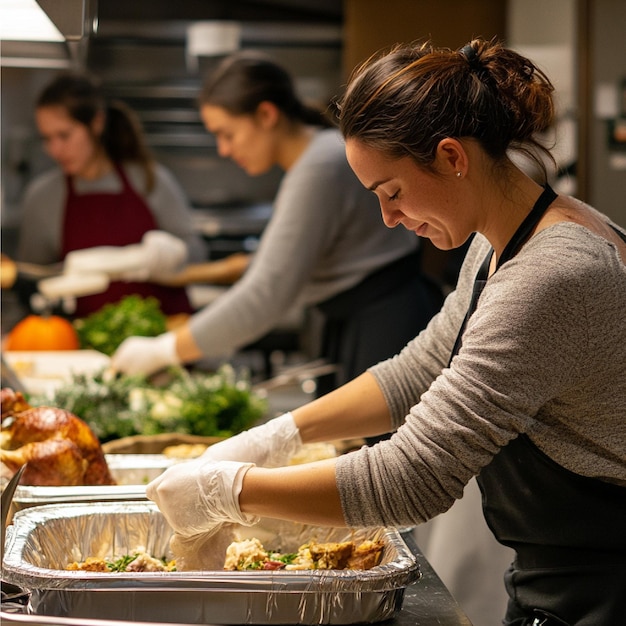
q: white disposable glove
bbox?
[169,525,239,571]
[147,458,259,538]
[120,230,188,282]
[202,412,302,468]
[110,331,178,376]
[64,231,188,282]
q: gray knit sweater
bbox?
[189,129,418,358]
[337,216,626,528]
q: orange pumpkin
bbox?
[5,315,80,351]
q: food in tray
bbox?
[161,441,338,463]
[223,537,384,571]
[2,502,419,625]
[0,388,114,486]
[287,442,337,465]
[67,547,176,572]
[162,443,208,459]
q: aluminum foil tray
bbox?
[10,455,176,514]
[3,501,421,625]
[106,454,177,484]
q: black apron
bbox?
[315,248,444,398]
[449,185,626,626]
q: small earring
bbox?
[456,171,462,178]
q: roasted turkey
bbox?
[0,388,115,486]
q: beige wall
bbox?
[585,0,626,223]
[342,0,507,78]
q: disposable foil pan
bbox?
[9,455,176,515]
[2,501,421,625]
[106,454,177,484]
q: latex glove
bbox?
[120,230,188,281]
[110,331,178,376]
[147,458,259,538]
[202,412,302,468]
[169,525,239,571]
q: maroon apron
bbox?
[61,164,192,317]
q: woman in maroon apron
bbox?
[19,72,199,317]
[61,163,192,317]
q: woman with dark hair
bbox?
[112,51,443,392]
[16,71,207,316]
[143,40,625,625]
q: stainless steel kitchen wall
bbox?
[1,0,344,258]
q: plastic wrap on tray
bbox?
[2,501,421,625]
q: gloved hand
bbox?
[147,458,259,538]
[202,412,302,468]
[120,230,188,282]
[110,331,178,376]
[169,525,239,571]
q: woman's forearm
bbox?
[156,253,250,286]
[173,323,205,363]
[240,459,346,527]
[239,373,390,527]
[292,371,392,443]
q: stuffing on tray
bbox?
[67,547,176,572]
[223,537,384,571]
[162,443,208,459]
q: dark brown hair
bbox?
[199,50,334,128]
[338,38,556,179]
[37,72,156,192]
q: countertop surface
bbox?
[390,531,473,626]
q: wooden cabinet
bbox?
[343,0,507,79]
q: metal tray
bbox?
[2,501,421,625]
[106,453,177,485]
[8,455,175,516]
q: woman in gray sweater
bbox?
[147,39,626,625]
[112,52,442,389]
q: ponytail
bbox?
[339,38,556,179]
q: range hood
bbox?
[35,0,98,41]
[1,0,97,67]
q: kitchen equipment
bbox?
[13,262,64,281]
[2,351,110,398]
[1,356,27,393]
[7,454,175,522]
[1,464,27,563]
[252,358,338,393]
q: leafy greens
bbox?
[33,365,268,443]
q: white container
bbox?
[3,351,110,398]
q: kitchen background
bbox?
[1,6,623,625]
[2,0,625,360]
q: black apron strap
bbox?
[448,184,558,366]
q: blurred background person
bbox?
[14,71,207,317]
[112,51,444,401]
